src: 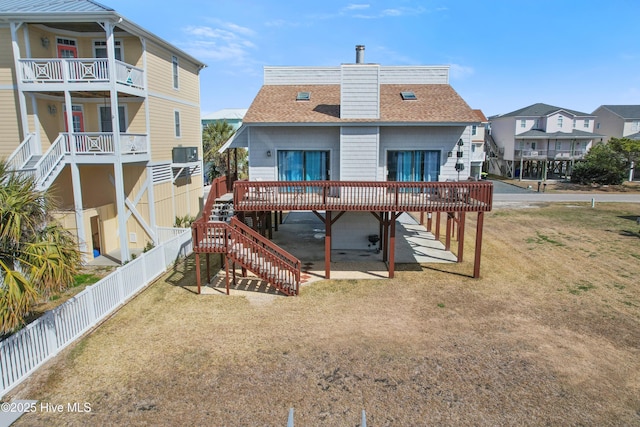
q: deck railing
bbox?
[233,181,493,212]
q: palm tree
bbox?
[0,161,81,335]
[202,121,246,181]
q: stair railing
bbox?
[228,217,301,296]
[30,135,66,188]
[6,133,36,171]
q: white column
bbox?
[71,162,89,262]
[105,21,130,262]
[141,38,157,242]
[10,22,30,141]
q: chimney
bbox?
[355,45,365,64]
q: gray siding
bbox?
[263,67,341,85]
[247,126,340,181]
[379,126,468,181]
[379,66,449,84]
[340,126,379,180]
[340,65,380,119]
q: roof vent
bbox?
[296,91,310,101]
[355,45,365,64]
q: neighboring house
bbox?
[592,105,640,142]
[470,109,488,180]
[0,0,206,263]
[201,108,247,130]
[487,103,604,180]
[221,45,484,251]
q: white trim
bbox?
[147,91,199,108]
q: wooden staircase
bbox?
[192,217,301,296]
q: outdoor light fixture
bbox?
[455,138,464,180]
[41,37,50,48]
[47,104,57,115]
[266,150,272,157]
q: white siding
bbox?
[593,106,625,141]
[340,64,380,119]
[490,117,517,161]
[340,126,378,180]
[263,67,341,85]
[379,126,468,181]
[247,126,340,181]
[379,66,449,84]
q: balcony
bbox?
[61,132,149,162]
[18,58,145,94]
[515,149,548,160]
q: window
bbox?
[296,92,310,101]
[99,105,126,132]
[471,125,477,135]
[277,151,330,182]
[584,119,590,128]
[174,111,181,137]
[573,119,577,128]
[633,121,640,131]
[387,151,440,182]
[172,55,179,89]
[94,40,122,61]
[400,91,417,100]
[597,122,601,129]
[534,119,539,129]
[555,141,561,150]
[531,142,537,150]
[557,116,563,127]
[520,119,526,128]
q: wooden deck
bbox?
[233,181,493,213]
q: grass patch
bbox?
[72,273,101,288]
[8,203,640,426]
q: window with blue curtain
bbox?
[387,150,440,182]
[278,151,329,192]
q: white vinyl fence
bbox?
[0,228,192,398]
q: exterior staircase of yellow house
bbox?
[7,133,67,191]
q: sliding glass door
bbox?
[387,150,440,182]
[278,150,329,181]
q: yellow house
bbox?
[0,0,206,263]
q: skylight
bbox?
[296,91,310,101]
[401,91,417,100]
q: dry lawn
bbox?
[6,203,640,426]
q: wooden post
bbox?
[325,211,331,279]
[389,212,396,278]
[473,212,484,278]
[232,262,236,287]
[206,253,210,284]
[435,212,441,240]
[195,252,201,294]
[427,212,432,232]
[378,212,384,253]
[382,212,389,262]
[445,213,452,251]
[224,254,230,295]
[420,211,424,225]
[457,212,466,263]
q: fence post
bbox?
[42,311,58,356]
[116,268,125,305]
[85,286,97,325]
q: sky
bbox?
[103,0,640,118]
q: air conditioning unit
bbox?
[172,146,198,163]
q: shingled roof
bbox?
[243,84,479,124]
[598,105,640,119]
[498,103,592,118]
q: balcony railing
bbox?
[234,181,493,213]
[61,133,148,155]
[18,58,145,90]
[516,149,587,160]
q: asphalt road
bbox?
[490,180,640,204]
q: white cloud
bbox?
[180,22,257,65]
[450,64,475,80]
[345,4,370,10]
